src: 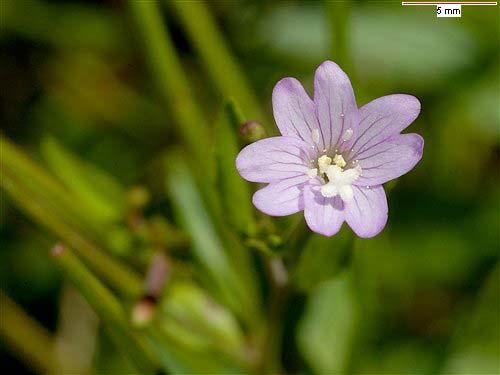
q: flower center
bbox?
[306,152,362,201]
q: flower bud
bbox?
[239,120,266,143]
[127,185,150,209]
[131,296,156,327]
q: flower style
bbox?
[236,61,423,237]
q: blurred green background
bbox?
[1,0,499,374]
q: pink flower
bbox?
[236,61,423,237]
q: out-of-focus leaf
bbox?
[297,273,358,374]
[0,136,142,297]
[43,52,166,141]
[1,135,102,238]
[214,100,256,235]
[256,4,476,89]
[293,226,353,292]
[0,290,55,374]
[154,280,253,373]
[356,342,435,374]
[55,284,98,375]
[440,265,499,374]
[52,245,158,374]
[2,0,127,53]
[161,280,245,350]
[170,1,266,127]
[41,136,126,224]
[165,152,258,324]
[147,327,249,375]
[352,6,477,89]
[128,0,213,176]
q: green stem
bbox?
[51,244,158,374]
[169,0,267,127]
[127,0,212,173]
[0,290,55,374]
[284,217,313,263]
[0,136,142,298]
[326,0,354,78]
[1,173,142,299]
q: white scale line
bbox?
[402,2,497,5]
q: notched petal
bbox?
[236,136,314,183]
[355,133,424,186]
[345,185,388,238]
[314,60,359,152]
[350,94,421,157]
[272,78,320,145]
[304,183,345,237]
[252,175,308,216]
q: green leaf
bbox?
[161,280,245,351]
[169,0,267,130]
[214,100,256,235]
[293,227,353,292]
[52,245,158,374]
[440,265,500,374]
[127,0,213,176]
[0,290,55,374]
[165,151,259,325]
[154,280,254,373]
[147,326,249,375]
[1,136,142,298]
[41,136,126,224]
[297,273,358,374]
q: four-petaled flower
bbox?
[236,61,424,237]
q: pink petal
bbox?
[252,175,309,216]
[303,183,345,237]
[349,94,421,158]
[345,185,388,238]
[354,133,424,186]
[314,61,359,153]
[236,136,315,183]
[272,78,321,146]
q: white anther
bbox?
[332,154,347,168]
[317,155,332,174]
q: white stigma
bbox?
[313,153,362,201]
[311,129,320,144]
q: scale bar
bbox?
[402,1,497,5]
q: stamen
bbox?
[317,155,332,174]
[332,154,346,168]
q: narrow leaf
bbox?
[169,0,267,129]
[1,136,142,298]
[214,100,256,235]
[297,272,359,374]
[51,245,158,374]
[0,290,55,374]
[41,136,126,224]
[165,152,258,324]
